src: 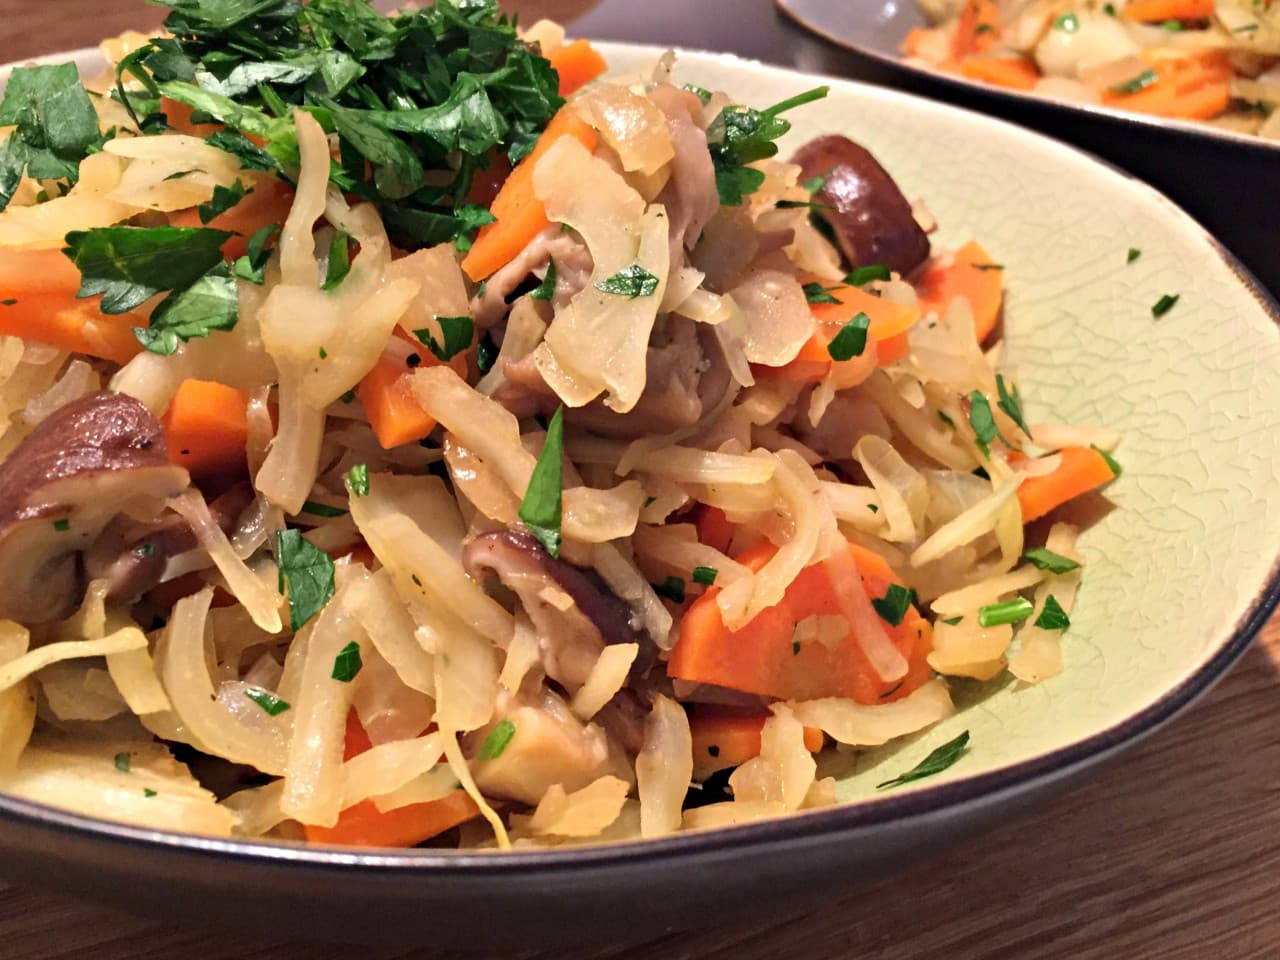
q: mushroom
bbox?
[791,135,931,277]
[462,530,657,693]
[0,392,189,623]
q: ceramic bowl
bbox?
[0,42,1278,949]
[774,0,1280,296]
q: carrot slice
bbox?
[1100,51,1232,121]
[1121,0,1214,22]
[914,240,1004,343]
[160,379,251,480]
[951,0,1000,61]
[961,56,1040,91]
[694,505,737,557]
[758,282,921,383]
[356,332,468,450]
[460,108,598,282]
[161,97,222,138]
[0,248,83,297]
[303,791,480,848]
[168,178,295,260]
[689,707,825,778]
[548,39,608,96]
[0,294,145,364]
[668,540,933,705]
[1016,446,1119,523]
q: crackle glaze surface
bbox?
[4,43,1280,839]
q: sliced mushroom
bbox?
[791,135,931,277]
[0,392,189,623]
[462,530,656,693]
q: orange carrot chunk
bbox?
[961,56,1040,91]
[1121,0,1214,22]
[689,708,826,778]
[914,239,1005,343]
[668,540,933,705]
[356,332,468,450]
[1099,51,1232,121]
[460,108,599,282]
[1016,446,1119,523]
[951,0,1000,61]
[0,294,145,365]
[548,39,608,96]
[160,379,251,480]
[168,178,295,260]
[304,791,480,848]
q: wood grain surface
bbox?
[3,1,1280,958]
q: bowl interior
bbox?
[3,43,1280,841]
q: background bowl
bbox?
[774,0,1280,296]
[1,42,1280,949]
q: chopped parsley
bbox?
[518,406,564,557]
[1110,69,1158,95]
[867,503,879,513]
[845,264,890,287]
[802,282,842,305]
[477,719,516,760]
[63,225,231,314]
[276,529,336,632]
[1022,547,1080,574]
[233,222,280,285]
[301,500,348,518]
[114,752,131,773]
[346,463,370,497]
[245,687,291,717]
[1151,293,1179,318]
[827,311,870,361]
[995,373,1032,440]
[197,178,251,224]
[1052,12,1079,31]
[967,390,999,457]
[322,231,353,291]
[1034,595,1070,631]
[52,519,70,532]
[144,788,158,798]
[416,315,474,362]
[654,576,687,603]
[977,597,1034,628]
[871,583,914,627]
[1092,444,1123,477]
[692,566,719,586]
[530,259,557,301]
[595,264,660,299]
[941,616,963,626]
[1127,247,1141,264]
[476,333,498,374]
[876,730,970,789]
[331,641,363,683]
[706,85,828,205]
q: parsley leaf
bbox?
[198,178,252,224]
[803,282,842,305]
[1110,69,1158,95]
[63,226,232,314]
[595,264,660,299]
[331,641,363,683]
[707,85,828,205]
[233,222,280,284]
[134,262,239,356]
[692,566,718,586]
[1092,444,1123,477]
[476,333,498,374]
[653,576,686,603]
[1022,547,1080,574]
[416,315,474,362]
[0,64,101,211]
[477,719,516,760]
[519,406,564,558]
[301,500,348,518]
[1034,595,1070,631]
[245,687,291,717]
[276,528,335,632]
[845,264,891,286]
[876,730,970,789]
[995,373,1032,440]
[871,583,914,627]
[346,463,370,497]
[1152,293,1179,318]
[322,231,353,291]
[967,390,999,458]
[1127,247,1141,264]
[530,258,557,301]
[114,752,131,773]
[827,311,870,361]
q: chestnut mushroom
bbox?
[792,134,931,277]
[0,392,189,623]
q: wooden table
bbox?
[4,1,1280,957]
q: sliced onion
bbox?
[789,679,954,745]
[522,775,631,838]
[636,694,692,838]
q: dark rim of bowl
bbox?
[2,45,1280,878]
[774,0,1280,158]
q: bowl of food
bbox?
[775,0,1280,296]
[0,0,1278,948]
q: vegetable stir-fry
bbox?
[0,0,1119,850]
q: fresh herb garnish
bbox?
[876,730,970,789]
[595,264,659,299]
[977,597,1034,627]
[519,406,564,558]
[941,616,963,626]
[1161,19,1183,30]
[322,231,353,291]
[133,262,239,356]
[415,315,474,362]
[0,64,103,212]
[1151,293,1179,317]
[476,333,498,374]
[530,258,557,301]
[845,264,891,286]
[1034,595,1070,630]
[276,528,336,632]
[63,226,232,314]
[144,788,158,798]
[995,373,1032,440]
[1110,69,1158,95]
[871,583,914,627]
[477,719,515,760]
[803,282,842,305]
[1022,547,1080,574]
[1052,12,1079,31]
[301,500,348,518]
[52,519,70,532]
[971,262,1004,272]
[331,641,363,682]
[233,222,280,285]
[706,85,828,205]
[197,178,251,224]
[114,752,131,773]
[346,463,370,497]
[245,687,291,717]
[654,576,686,603]
[683,83,714,104]
[967,391,999,457]
[692,566,719,586]
[1127,247,1141,264]
[938,410,956,429]
[867,503,879,513]
[827,311,870,361]
[1092,444,1123,477]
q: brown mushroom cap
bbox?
[0,392,189,623]
[791,134,931,278]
